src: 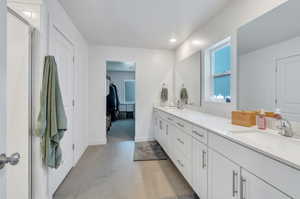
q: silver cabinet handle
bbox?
[241,177,247,199]
[0,153,21,169]
[177,160,184,168]
[232,171,238,197]
[202,150,207,168]
[177,122,184,128]
[177,138,184,145]
[168,117,173,121]
[166,125,169,135]
[193,130,204,138]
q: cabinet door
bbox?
[241,169,291,199]
[209,149,240,199]
[153,113,159,141]
[192,139,208,199]
[163,122,170,154]
[157,118,164,145]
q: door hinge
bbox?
[72,99,75,107]
[275,66,278,73]
[275,99,278,104]
[73,56,75,64]
[72,144,75,151]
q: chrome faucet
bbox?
[277,118,294,137]
[176,100,184,110]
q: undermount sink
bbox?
[230,129,300,141]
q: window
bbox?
[205,38,232,103]
[124,80,135,104]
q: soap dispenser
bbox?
[257,109,267,130]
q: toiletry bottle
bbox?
[257,109,267,130]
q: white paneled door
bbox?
[6,10,31,199]
[1,5,32,199]
[277,55,300,121]
[0,1,7,198]
[48,26,75,195]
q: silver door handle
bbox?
[177,138,184,145]
[241,177,247,199]
[193,130,204,137]
[0,153,21,169]
[202,150,207,168]
[177,122,184,128]
[232,171,238,197]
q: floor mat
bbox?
[134,141,168,161]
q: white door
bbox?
[277,55,300,121]
[192,138,208,199]
[1,5,31,199]
[0,0,7,198]
[241,169,291,199]
[49,26,75,195]
[208,149,240,199]
[6,10,31,199]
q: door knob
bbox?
[0,153,21,169]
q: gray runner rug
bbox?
[133,141,168,161]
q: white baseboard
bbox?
[134,137,155,143]
[88,138,107,146]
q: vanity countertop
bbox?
[154,106,300,171]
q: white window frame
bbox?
[204,37,232,103]
[124,80,135,104]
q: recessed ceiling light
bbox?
[23,11,32,18]
[192,40,204,46]
[22,10,36,19]
[169,38,177,43]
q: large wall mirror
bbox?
[175,51,201,106]
[237,0,300,121]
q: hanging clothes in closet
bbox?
[107,83,120,122]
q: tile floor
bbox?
[54,120,193,199]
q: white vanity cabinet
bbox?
[153,108,298,199]
[171,125,193,185]
[240,169,291,199]
[192,138,208,199]
[208,149,240,199]
[153,111,159,141]
[157,117,168,151]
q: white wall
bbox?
[32,0,89,198]
[89,45,174,144]
[107,71,135,104]
[239,36,300,111]
[175,0,287,118]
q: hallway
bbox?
[108,119,135,142]
[53,120,193,199]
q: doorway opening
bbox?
[106,61,136,143]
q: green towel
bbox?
[180,87,189,105]
[36,56,67,169]
[161,87,168,102]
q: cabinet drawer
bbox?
[191,126,208,144]
[173,147,192,185]
[174,118,191,134]
[173,127,192,159]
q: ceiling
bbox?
[59,0,230,49]
[238,0,300,55]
